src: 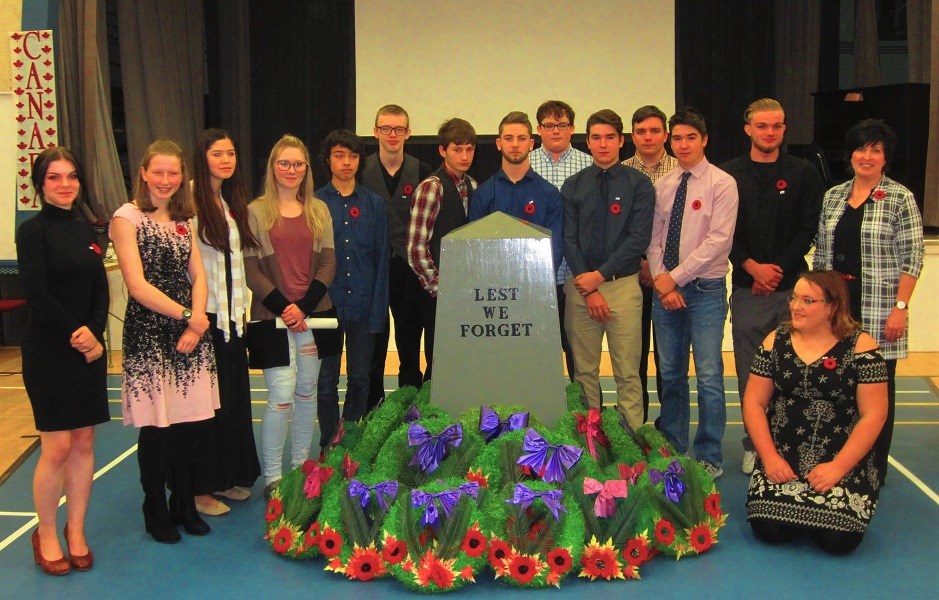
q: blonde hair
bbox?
[133,139,194,222]
[253,134,329,239]
[743,98,784,124]
[785,270,860,338]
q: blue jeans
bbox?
[652,277,728,466]
[260,328,321,483]
[317,319,376,448]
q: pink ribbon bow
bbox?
[302,464,334,499]
[583,477,628,518]
[575,409,610,458]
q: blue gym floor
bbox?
[1,375,937,598]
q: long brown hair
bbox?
[785,270,860,338]
[133,139,193,222]
[192,128,259,251]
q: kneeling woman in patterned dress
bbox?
[743,270,888,554]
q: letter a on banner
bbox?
[10,30,59,212]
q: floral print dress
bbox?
[114,203,219,428]
[746,325,887,533]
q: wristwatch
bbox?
[182,308,193,321]
[895,301,908,310]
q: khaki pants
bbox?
[564,274,644,429]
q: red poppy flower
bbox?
[382,538,407,565]
[547,547,573,573]
[623,536,651,567]
[488,538,511,569]
[265,498,283,522]
[272,526,294,554]
[872,189,886,200]
[303,522,320,547]
[704,493,722,519]
[688,524,715,553]
[416,551,456,589]
[654,518,675,545]
[459,565,475,582]
[461,525,487,557]
[508,553,540,584]
[623,564,640,579]
[610,203,622,215]
[465,467,488,488]
[403,183,414,196]
[822,357,837,370]
[349,206,360,218]
[580,541,622,580]
[175,223,188,236]
[317,526,343,557]
[524,201,536,215]
[776,179,787,190]
[89,242,102,255]
[401,558,414,573]
[342,453,359,479]
[347,546,386,581]
[691,199,702,210]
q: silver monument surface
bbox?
[431,211,566,425]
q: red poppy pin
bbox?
[524,201,536,215]
[872,189,886,200]
[691,199,702,210]
[349,206,360,218]
[610,203,622,215]
[776,179,787,190]
[822,357,837,370]
[403,184,414,196]
[175,223,188,236]
[89,242,102,255]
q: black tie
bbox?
[588,170,609,270]
[663,171,692,271]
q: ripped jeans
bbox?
[260,328,321,484]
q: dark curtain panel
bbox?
[248,0,355,191]
[674,0,776,163]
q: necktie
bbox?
[588,170,609,270]
[663,171,692,271]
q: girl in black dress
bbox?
[191,129,261,515]
[16,147,109,574]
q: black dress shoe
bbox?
[169,492,210,536]
[142,499,181,544]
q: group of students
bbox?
[15,95,923,574]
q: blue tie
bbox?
[663,171,692,272]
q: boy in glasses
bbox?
[530,100,593,381]
[361,105,432,408]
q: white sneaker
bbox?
[698,460,723,480]
[741,450,757,475]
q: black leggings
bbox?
[750,519,864,555]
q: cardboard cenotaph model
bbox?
[430,211,566,426]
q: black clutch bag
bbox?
[245,319,290,369]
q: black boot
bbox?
[138,427,180,543]
[168,491,210,536]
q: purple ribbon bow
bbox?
[410,482,480,528]
[407,423,463,473]
[506,483,566,521]
[404,404,421,423]
[649,460,685,503]
[478,406,529,442]
[516,428,583,484]
[348,479,399,512]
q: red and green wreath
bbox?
[265,458,340,559]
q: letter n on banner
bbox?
[10,30,59,212]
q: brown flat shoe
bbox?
[64,524,94,571]
[31,529,69,576]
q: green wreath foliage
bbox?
[482,479,585,588]
[384,477,489,592]
[349,386,420,466]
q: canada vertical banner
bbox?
[10,30,59,212]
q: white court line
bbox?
[890,455,939,506]
[0,444,137,553]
